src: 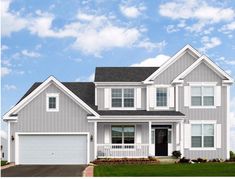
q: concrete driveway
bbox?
[1,165,87,177]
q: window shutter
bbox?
[136,125,142,144]
[104,124,110,144]
[216,124,221,148]
[169,87,175,108]
[184,86,190,107]
[215,86,221,106]
[136,88,142,108]
[104,88,111,108]
[184,124,191,148]
[149,86,155,108]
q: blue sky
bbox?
[1,0,235,150]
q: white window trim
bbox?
[46,93,59,112]
[110,88,136,110]
[189,120,216,150]
[189,83,216,109]
[154,85,170,110]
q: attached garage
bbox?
[15,133,89,165]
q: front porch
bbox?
[95,120,184,158]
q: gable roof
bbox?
[172,55,234,84]
[3,76,99,120]
[95,67,159,82]
[17,82,96,110]
[143,44,201,83]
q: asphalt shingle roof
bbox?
[94,67,159,82]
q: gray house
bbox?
[3,45,234,165]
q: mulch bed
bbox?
[92,158,160,165]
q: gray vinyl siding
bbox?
[97,123,149,144]
[154,52,196,84]
[179,62,227,159]
[10,83,95,162]
[97,88,105,110]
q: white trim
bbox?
[172,55,234,84]
[7,122,11,163]
[88,115,185,120]
[15,132,90,165]
[175,85,179,111]
[144,44,201,83]
[3,76,99,120]
[227,85,230,159]
[94,121,97,159]
[148,121,152,156]
[180,121,184,157]
[88,119,184,123]
[95,87,97,106]
[46,93,59,112]
[189,120,217,124]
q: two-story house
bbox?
[3,45,234,165]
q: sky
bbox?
[1,0,235,151]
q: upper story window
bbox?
[156,88,168,107]
[191,124,214,148]
[191,86,214,106]
[46,93,59,112]
[111,88,134,108]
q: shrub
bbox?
[197,158,207,163]
[172,151,182,158]
[230,151,235,159]
[179,157,190,163]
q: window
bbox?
[191,124,214,148]
[191,86,214,106]
[156,88,167,107]
[111,88,134,108]
[46,93,59,112]
[111,126,135,144]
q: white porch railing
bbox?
[97,144,149,158]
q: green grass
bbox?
[94,163,235,176]
[1,161,8,166]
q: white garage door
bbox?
[18,134,88,165]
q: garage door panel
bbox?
[18,135,87,164]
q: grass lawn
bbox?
[1,161,8,166]
[94,163,235,176]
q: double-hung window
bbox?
[111,126,135,148]
[191,86,214,107]
[191,124,214,148]
[111,88,134,108]
[156,88,168,107]
[46,93,59,112]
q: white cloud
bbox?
[1,45,9,51]
[1,67,11,77]
[3,84,17,90]
[131,54,170,67]
[1,60,12,67]
[137,40,167,51]
[220,21,235,34]
[88,73,95,82]
[1,0,28,36]
[200,36,221,52]
[166,25,179,33]
[0,130,7,139]
[120,4,146,18]
[21,50,41,58]
[159,0,235,32]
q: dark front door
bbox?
[155,129,168,156]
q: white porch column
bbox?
[94,121,97,159]
[176,122,180,150]
[180,121,184,157]
[148,121,152,155]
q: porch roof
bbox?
[95,110,184,116]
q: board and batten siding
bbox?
[9,83,95,162]
[179,61,228,159]
[97,86,146,110]
[154,52,196,84]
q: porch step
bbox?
[154,157,179,164]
